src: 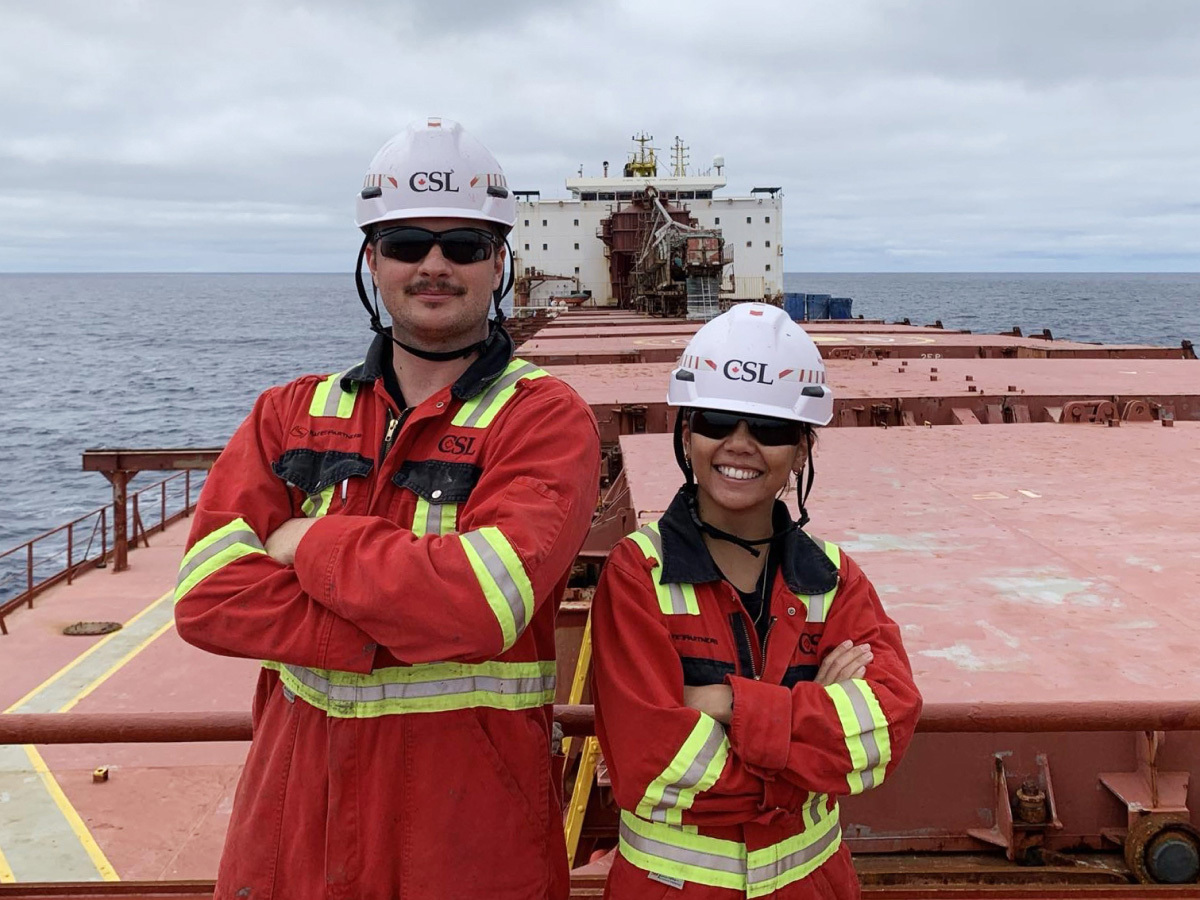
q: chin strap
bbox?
[683,489,784,558]
[795,441,815,530]
[354,233,515,362]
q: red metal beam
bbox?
[81,450,223,472]
[4,701,1200,747]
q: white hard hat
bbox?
[355,117,516,232]
[668,303,833,426]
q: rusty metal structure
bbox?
[2,309,1200,896]
[594,135,727,318]
[598,187,703,315]
[513,267,582,307]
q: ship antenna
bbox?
[672,136,689,177]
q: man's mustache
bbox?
[404,280,467,296]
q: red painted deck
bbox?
[3,306,1198,888]
[613,424,1200,852]
[536,322,964,339]
[520,331,1185,365]
[0,523,256,882]
[549,358,1199,443]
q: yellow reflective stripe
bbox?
[619,811,746,892]
[451,358,548,429]
[412,498,458,537]
[823,540,841,570]
[175,518,265,601]
[301,485,335,518]
[460,527,534,651]
[799,538,841,623]
[308,370,358,419]
[745,802,842,897]
[850,677,891,788]
[800,791,830,830]
[618,803,841,896]
[629,524,700,616]
[263,659,555,717]
[825,677,890,794]
[628,530,657,559]
[636,714,729,825]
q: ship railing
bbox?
[3,704,1200,899]
[0,471,199,636]
[5,701,1200,746]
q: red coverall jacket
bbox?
[592,489,922,900]
[175,329,601,900]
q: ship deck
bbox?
[520,329,1186,365]
[0,522,256,884]
[614,424,1200,852]
[618,423,1200,706]
[550,357,1200,443]
[2,308,1199,893]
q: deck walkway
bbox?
[0,520,256,883]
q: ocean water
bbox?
[1,272,1198,595]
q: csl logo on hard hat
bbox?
[409,171,460,193]
[723,360,774,384]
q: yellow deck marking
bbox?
[24,746,118,880]
[3,590,173,715]
[58,618,175,713]
[1,588,175,881]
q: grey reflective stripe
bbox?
[313,368,358,418]
[808,793,822,823]
[651,720,727,821]
[806,592,829,623]
[639,524,664,554]
[425,503,452,535]
[422,503,441,535]
[460,530,528,635]
[458,362,540,428]
[842,680,882,789]
[619,820,745,876]
[176,527,262,587]
[638,525,692,615]
[322,380,342,417]
[746,821,841,889]
[282,664,554,703]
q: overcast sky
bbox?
[2,0,1198,273]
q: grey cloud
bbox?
[1,0,1199,272]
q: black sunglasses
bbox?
[375,226,498,265]
[688,408,805,447]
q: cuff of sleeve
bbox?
[727,676,792,773]
[292,515,356,615]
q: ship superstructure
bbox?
[511,134,783,313]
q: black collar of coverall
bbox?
[340,322,516,402]
[657,486,839,596]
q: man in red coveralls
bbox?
[175,117,601,900]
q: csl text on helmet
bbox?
[409,171,461,193]
[722,360,775,384]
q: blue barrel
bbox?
[828,297,853,320]
[806,294,831,320]
[783,292,806,321]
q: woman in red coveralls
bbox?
[591,303,922,899]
